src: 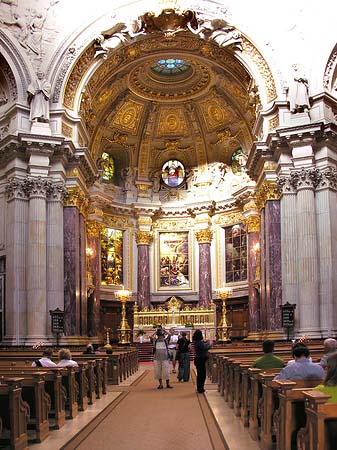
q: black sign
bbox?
[50,308,64,333]
[280,302,296,328]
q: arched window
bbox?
[161,159,185,188]
[101,152,115,182]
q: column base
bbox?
[244,331,284,341]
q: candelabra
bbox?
[216,286,233,342]
[115,287,132,344]
[103,326,112,350]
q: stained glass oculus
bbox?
[151,58,191,76]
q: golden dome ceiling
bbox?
[70,18,260,185]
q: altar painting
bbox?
[159,232,190,288]
[224,223,247,283]
[101,227,123,285]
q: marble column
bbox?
[47,183,66,336]
[135,231,152,309]
[264,200,282,330]
[246,216,261,334]
[195,229,213,308]
[315,167,337,336]
[277,175,299,315]
[295,168,320,336]
[87,221,102,336]
[4,178,29,344]
[26,178,49,340]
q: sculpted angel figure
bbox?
[195,18,242,49]
[95,22,130,57]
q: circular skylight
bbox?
[151,58,191,76]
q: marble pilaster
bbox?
[315,168,337,336]
[247,230,260,333]
[79,214,87,335]
[46,184,66,336]
[135,231,152,309]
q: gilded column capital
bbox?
[64,187,89,216]
[195,228,213,244]
[256,181,280,208]
[245,215,260,233]
[86,220,104,238]
[135,230,153,246]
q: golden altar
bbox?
[133,296,216,341]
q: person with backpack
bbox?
[31,348,57,367]
[151,328,173,389]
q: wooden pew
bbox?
[272,381,325,450]
[0,378,29,450]
[0,371,50,442]
[297,390,337,450]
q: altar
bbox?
[133,296,216,341]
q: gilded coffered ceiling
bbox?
[67,9,265,182]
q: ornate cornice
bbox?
[195,228,213,244]
[135,230,153,246]
[64,187,89,216]
[86,220,104,238]
[245,215,260,233]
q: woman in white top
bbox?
[57,348,78,367]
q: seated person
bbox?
[32,348,56,367]
[319,338,337,369]
[274,345,324,380]
[83,343,95,354]
[57,348,78,367]
[252,340,285,369]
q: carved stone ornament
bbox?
[195,228,213,244]
[5,177,31,200]
[316,167,337,191]
[245,215,260,233]
[277,175,297,195]
[86,220,104,238]
[293,168,322,190]
[135,230,153,245]
[48,182,67,202]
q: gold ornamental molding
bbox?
[64,187,89,216]
[214,211,244,226]
[86,220,104,238]
[245,215,260,233]
[103,214,131,229]
[135,230,153,246]
[242,36,277,103]
[195,228,213,244]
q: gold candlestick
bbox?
[216,286,233,342]
[115,287,132,344]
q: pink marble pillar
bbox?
[264,200,282,330]
[195,229,213,308]
[87,232,101,336]
[63,206,81,336]
[248,230,261,334]
[135,231,152,309]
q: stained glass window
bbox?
[101,227,123,285]
[161,160,185,187]
[225,224,247,283]
[159,232,189,288]
[102,152,115,182]
[151,58,191,76]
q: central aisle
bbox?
[76,364,225,450]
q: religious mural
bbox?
[101,227,123,285]
[224,223,247,283]
[159,232,189,288]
